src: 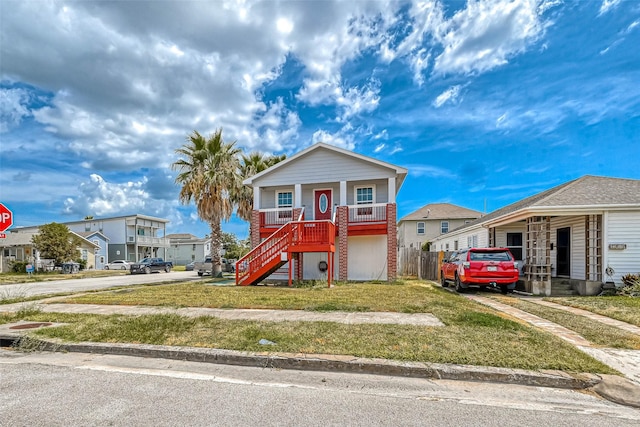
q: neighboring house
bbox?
[430,176,640,296]
[0,230,38,272]
[0,229,99,272]
[397,203,482,251]
[16,214,170,263]
[238,142,407,285]
[77,231,109,270]
[166,233,208,265]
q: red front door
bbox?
[314,189,332,220]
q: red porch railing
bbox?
[347,203,387,224]
[260,208,295,228]
[236,220,335,286]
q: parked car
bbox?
[185,261,195,271]
[441,247,519,294]
[104,260,131,270]
[130,258,173,274]
[194,257,235,276]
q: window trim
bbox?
[354,185,376,216]
[354,185,376,205]
[275,189,293,209]
[506,232,524,261]
[441,221,449,234]
[417,221,425,235]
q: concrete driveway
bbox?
[0,271,205,298]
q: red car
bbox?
[441,247,519,294]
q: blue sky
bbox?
[1,0,639,239]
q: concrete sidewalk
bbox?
[2,294,640,408]
[465,294,640,408]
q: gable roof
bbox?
[76,231,110,241]
[243,142,408,188]
[447,175,640,233]
[398,203,482,223]
[0,231,38,246]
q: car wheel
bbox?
[500,285,508,295]
[105,266,109,270]
[121,266,126,270]
[455,275,465,293]
[165,266,171,273]
[440,273,448,287]
[144,266,151,274]
[197,272,203,277]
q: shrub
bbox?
[618,273,640,297]
[10,261,28,274]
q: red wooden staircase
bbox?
[235,220,335,286]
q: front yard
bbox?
[0,280,618,374]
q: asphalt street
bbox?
[1,351,638,427]
[0,270,208,298]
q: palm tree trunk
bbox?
[209,221,224,277]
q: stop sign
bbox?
[0,203,13,233]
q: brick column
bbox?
[387,203,397,282]
[293,208,303,221]
[337,206,348,281]
[295,253,303,281]
[250,210,261,249]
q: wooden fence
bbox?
[398,248,446,281]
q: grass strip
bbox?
[491,296,640,350]
[0,310,616,374]
[544,296,640,327]
[61,282,486,319]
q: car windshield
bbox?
[469,251,512,261]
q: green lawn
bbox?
[0,281,618,374]
[490,296,640,350]
[544,296,640,327]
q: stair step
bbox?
[551,289,579,296]
[552,284,574,290]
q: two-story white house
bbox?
[237,142,407,286]
[17,214,170,264]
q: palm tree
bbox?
[173,129,241,277]
[235,152,287,222]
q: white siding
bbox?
[431,225,488,252]
[253,149,396,187]
[495,223,527,261]
[606,210,640,284]
[302,252,336,280]
[348,235,387,280]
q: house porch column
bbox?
[387,203,397,282]
[337,206,348,281]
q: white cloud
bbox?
[433,85,462,108]
[433,0,547,75]
[311,129,355,150]
[0,87,32,132]
[599,0,621,16]
[63,174,179,220]
[406,164,456,178]
[374,143,385,153]
[336,80,381,122]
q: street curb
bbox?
[3,335,601,390]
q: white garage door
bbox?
[347,235,387,281]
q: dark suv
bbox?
[441,247,519,294]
